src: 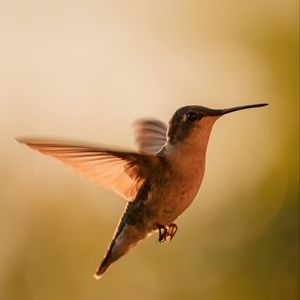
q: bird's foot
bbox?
[157,223,178,243]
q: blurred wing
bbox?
[17,138,155,201]
[134,118,167,154]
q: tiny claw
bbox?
[157,223,178,243]
[168,223,178,239]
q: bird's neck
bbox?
[162,118,218,172]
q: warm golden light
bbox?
[0,0,298,299]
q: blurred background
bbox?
[0,0,298,299]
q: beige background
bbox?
[0,1,298,299]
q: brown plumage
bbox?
[17,103,268,279]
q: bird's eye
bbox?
[186,111,197,121]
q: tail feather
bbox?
[94,239,116,280]
[93,224,146,279]
[94,255,112,280]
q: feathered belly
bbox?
[147,169,205,226]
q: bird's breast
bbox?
[149,144,207,226]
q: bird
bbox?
[16,103,268,279]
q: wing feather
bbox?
[133,118,167,154]
[17,138,155,201]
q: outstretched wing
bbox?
[133,118,167,155]
[17,137,156,201]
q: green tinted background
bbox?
[0,1,298,299]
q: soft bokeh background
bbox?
[0,1,298,299]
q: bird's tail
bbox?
[93,236,118,280]
[93,224,148,279]
[93,238,136,279]
[94,254,113,280]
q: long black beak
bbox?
[210,103,268,116]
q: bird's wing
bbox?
[17,138,156,201]
[133,118,168,154]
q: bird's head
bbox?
[167,103,268,145]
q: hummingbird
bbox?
[16,103,267,279]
